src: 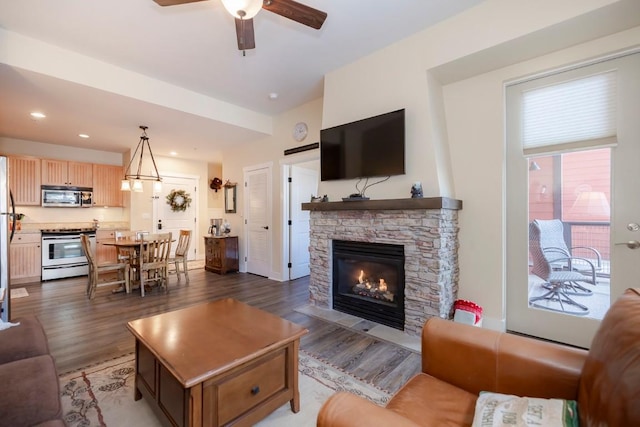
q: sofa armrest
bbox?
[422,318,587,400]
[317,392,422,427]
[0,315,50,364]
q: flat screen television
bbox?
[320,109,405,181]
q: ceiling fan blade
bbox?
[262,0,327,30]
[235,18,256,51]
[152,0,207,6]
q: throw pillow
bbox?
[472,391,579,427]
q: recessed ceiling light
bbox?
[170,151,178,156]
[78,134,90,139]
[269,92,279,100]
[30,112,46,119]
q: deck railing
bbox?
[564,221,611,276]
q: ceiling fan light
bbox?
[221,0,263,20]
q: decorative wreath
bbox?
[166,189,192,212]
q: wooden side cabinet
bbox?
[204,236,239,274]
[10,233,41,285]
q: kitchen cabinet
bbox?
[10,233,41,285]
[96,229,126,264]
[8,156,41,206]
[93,164,123,207]
[204,236,239,274]
[41,159,93,187]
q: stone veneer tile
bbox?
[308,208,459,336]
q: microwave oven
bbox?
[41,186,93,208]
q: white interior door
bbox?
[506,52,640,348]
[153,175,197,260]
[289,163,318,280]
[244,164,271,277]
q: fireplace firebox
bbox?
[332,240,405,330]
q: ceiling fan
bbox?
[153,0,327,53]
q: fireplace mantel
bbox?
[302,197,462,212]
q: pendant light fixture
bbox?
[121,125,162,192]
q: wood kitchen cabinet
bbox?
[93,164,123,207]
[96,229,126,264]
[41,159,93,187]
[8,156,41,206]
[204,236,239,274]
[10,233,41,285]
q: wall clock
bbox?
[293,122,308,142]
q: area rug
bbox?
[10,287,29,299]
[59,351,391,427]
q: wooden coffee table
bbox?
[127,299,308,427]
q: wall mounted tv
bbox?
[320,109,405,181]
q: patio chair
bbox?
[528,220,598,315]
[532,219,601,296]
[81,234,130,299]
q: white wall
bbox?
[222,98,323,279]
[127,155,211,260]
[0,136,123,165]
[319,0,639,329]
[321,0,630,201]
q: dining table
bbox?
[102,238,145,293]
[102,237,174,294]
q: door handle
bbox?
[615,240,640,249]
[263,226,269,230]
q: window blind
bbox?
[522,71,617,155]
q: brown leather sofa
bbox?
[0,316,65,427]
[317,288,640,426]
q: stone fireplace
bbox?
[302,197,462,336]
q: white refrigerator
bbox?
[0,156,14,322]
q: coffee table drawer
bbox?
[217,350,286,425]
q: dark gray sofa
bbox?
[0,316,65,427]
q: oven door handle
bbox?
[42,235,84,241]
[42,262,89,269]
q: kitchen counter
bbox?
[19,221,129,233]
[10,229,41,235]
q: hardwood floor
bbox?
[10,269,421,394]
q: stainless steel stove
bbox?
[41,228,96,280]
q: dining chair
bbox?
[169,229,192,284]
[81,234,130,299]
[114,230,137,261]
[139,232,172,297]
[123,231,150,284]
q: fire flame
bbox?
[352,270,394,302]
